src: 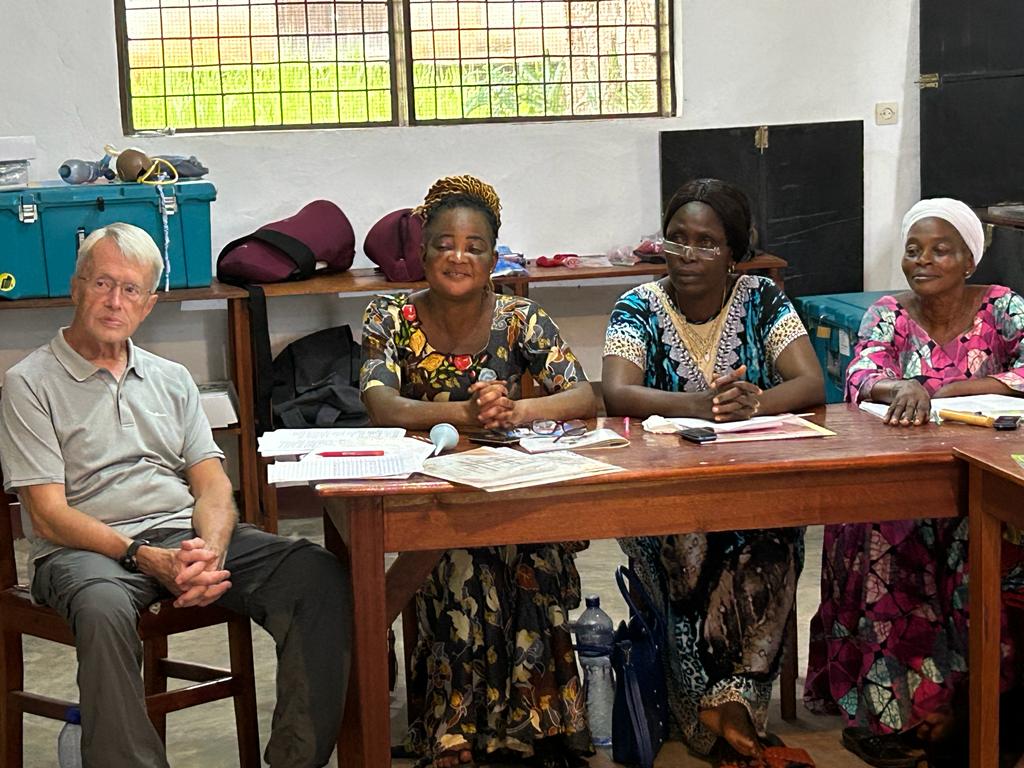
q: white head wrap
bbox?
[900,198,985,265]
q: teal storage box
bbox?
[795,290,892,403]
[0,180,215,300]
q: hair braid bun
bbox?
[413,175,502,228]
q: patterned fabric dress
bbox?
[603,275,809,755]
[804,285,1024,734]
[360,293,592,762]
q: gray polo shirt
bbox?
[0,329,223,573]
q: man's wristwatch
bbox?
[119,539,151,573]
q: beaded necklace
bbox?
[663,279,738,382]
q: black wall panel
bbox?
[660,120,863,298]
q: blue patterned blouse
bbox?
[602,275,808,391]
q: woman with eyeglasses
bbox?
[360,175,595,768]
[805,199,1024,768]
[601,178,824,763]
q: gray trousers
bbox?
[32,524,352,768]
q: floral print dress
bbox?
[360,293,592,762]
[804,285,1024,734]
[603,275,809,755]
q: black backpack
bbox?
[268,325,369,430]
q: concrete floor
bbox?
[15,524,869,767]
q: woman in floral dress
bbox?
[804,198,1024,767]
[360,175,595,768]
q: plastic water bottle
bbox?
[575,595,615,747]
[57,706,83,768]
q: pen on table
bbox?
[316,450,385,457]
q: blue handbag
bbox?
[611,565,669,768]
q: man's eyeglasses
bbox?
[530,419,587,442]
[78,275,151,303]
[661,240,721,262]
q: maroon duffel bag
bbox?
[216,200,354,284]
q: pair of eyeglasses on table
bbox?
[527,419,588,441]
[467,420,588,446]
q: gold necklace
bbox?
[663,281,734,378]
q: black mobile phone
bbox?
[679,427,717,444]
[466,430,521,446]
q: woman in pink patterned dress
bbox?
[804,199,1024,768]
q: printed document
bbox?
[264,436,434,485]
[421,446,624,491]
[267,454,421,484]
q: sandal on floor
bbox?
[841,727,925,768]
[711,737,816,768]
[416,745,476,768]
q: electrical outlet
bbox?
[875,102,899,126]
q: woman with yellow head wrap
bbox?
[361,175,596,767]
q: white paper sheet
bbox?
[642,413,800,435]
[258,427,406,456]
[267,454,420,484]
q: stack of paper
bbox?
[518,427,629,454]
[860,394,1024,422]
[260,427,435,486]
[267,448,431,485]
[420,446,625,492]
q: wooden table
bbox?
[317,405,1008,767]
[251,252,787,529]
[954,443,1024,767]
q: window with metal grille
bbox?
[115,0,672,132]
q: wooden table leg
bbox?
[324,497,391,768]
[227,297,263,528]
[968,464,1002,768]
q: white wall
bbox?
[0,0,920,380]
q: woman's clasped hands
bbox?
[468,378,517,429]
[708,364,762,421]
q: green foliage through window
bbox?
[117,0,668,131]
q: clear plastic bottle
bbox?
[575,595,615,747]
[57,706,83,768]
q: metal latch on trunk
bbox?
[18,201,38,223]
[160,193,178,215]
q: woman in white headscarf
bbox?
[803,198,1024,767]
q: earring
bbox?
[728,262,735,274]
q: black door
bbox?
[920,0,1024,205]
[970,223,1024,296]
[660,120,863,298]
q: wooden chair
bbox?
[0,488,262,767]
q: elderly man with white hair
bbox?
[0,223,352,768]
[804,198,1024,768]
